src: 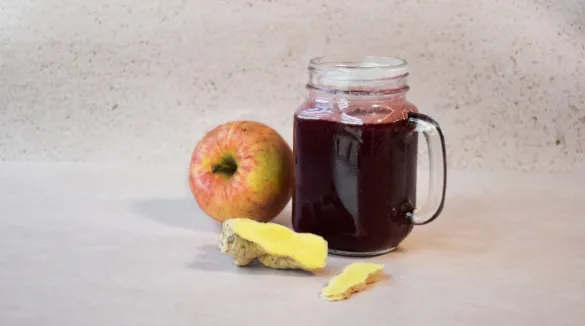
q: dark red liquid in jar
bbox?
[292,100,419,254]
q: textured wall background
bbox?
[1,0,584,171]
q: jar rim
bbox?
[308,55,408,78]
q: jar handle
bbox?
[407,112,447,225]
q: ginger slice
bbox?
[218,218,328,272]
[321,262,385,301]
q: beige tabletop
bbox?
[1,163,584,326]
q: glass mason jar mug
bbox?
[292,56,447,256]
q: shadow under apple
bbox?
[131,197,221,233]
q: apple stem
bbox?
[211,156,238,176]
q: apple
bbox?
[188,121,294,223]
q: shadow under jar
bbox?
[292,55,447,256]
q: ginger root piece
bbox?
[218,218,328,272]
[321,262,385,301]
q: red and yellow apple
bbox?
[188,121,294,223]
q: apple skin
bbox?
[189,121,294,223]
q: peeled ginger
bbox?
[219,218,328,272]
[321,262,386,301]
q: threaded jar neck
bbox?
[307,55,410,96]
